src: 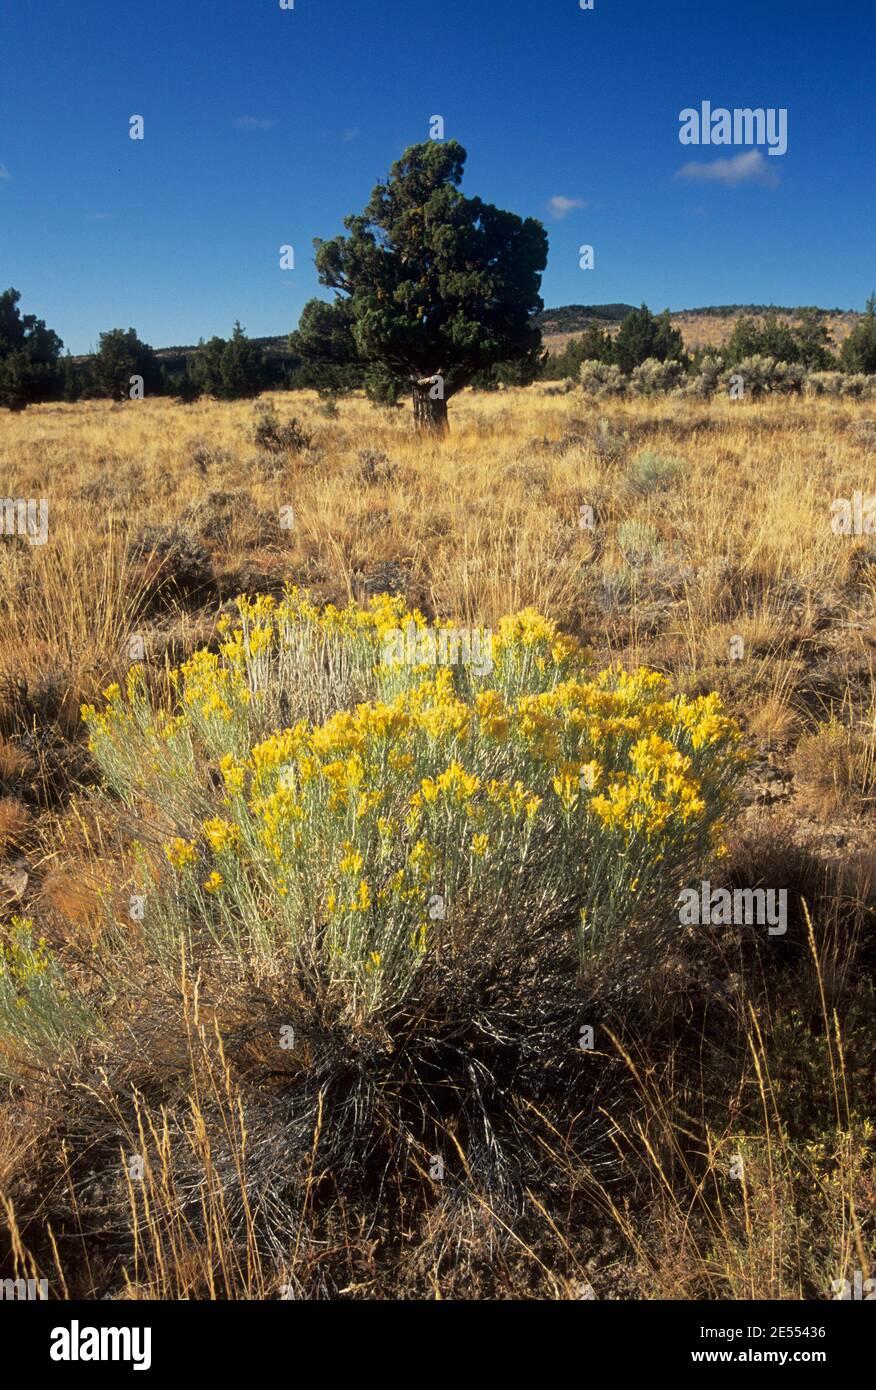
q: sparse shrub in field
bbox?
[318,391,340,418]
[189,442,214,475]
[357,448,397,485]
[74,461,147,509]
[188,441,233,476]
[128,525,213,604]
[728,355,777,399]
[0,795,29,850]
[551,427,588,455]
[696,354,723,398]
[676,355,722,400]
[251,404,312,454]
[849,418,876,443]
[630,357,686,397]
[739,357,809,396]
[591,416,631,463]
[574,356,876,401]
[79,588,743,1021]
[840,373,876,400]
[0,916,98,1074]
[502,454,550,493]
[0,736,28,784]
[772,361,805,395]
[626,448,683,495]
[790,717,876,816]
[579,360,627,398]
[180,489,275,548]
[250,449,287,481]
[805,371,844,397]
[671,381,702,401]
[616,518,665,569]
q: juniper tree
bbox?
[189,323,267,400]
[292,141,548,434]
[613,305,686,374]
[219,322,267,399]
[841,294,876,375]
[792,307,835,370]
[89,327,162,400]
[0,287,63,408]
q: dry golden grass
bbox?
[3,388,875,623]
[792,719,876,818]
[0,797,29,853]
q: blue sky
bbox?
[1,0,873,354]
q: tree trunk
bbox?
[412,380,449,436]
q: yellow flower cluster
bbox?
[165,837,197,869]
[419,762,481,805]
[202,817,241,854]
[586,733,707,839]
[177,648,252,724]
[0,917,51,987]
[494,607,589,670]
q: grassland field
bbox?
[0,385,873,1299]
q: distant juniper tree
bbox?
[840,294,876,374]
[542,322,613,379]
[723,307,836,369]
[575,323,615,364]
[60,353,82,402]
[0,287,64,408]
[291,140,548,433]
[189,336,226,397]
[170,368,201,404]
[89,327,162,400]
[791,307,835,370]
[725,310,798,366]
[471,354,547,391]
[190,323,266,399]
[613,304,686,373]
[219,321,267,398]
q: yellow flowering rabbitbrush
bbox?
[0,916,98,1072]
[83,586,745,1014]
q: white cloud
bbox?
[547,194,587,220]
[0,165,10,181]
[234,116,276,131]
[674,149,780,188]
[341,126,361,142]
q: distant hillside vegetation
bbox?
[71,306,863,367]
[540,304,861,355]
[534,304,637,334]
